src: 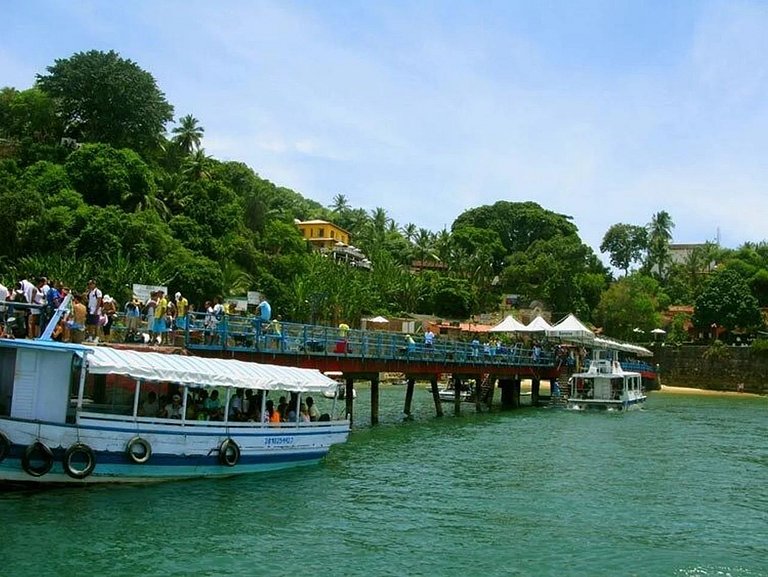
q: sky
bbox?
[3,0,768,259]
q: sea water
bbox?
[1,388,766,577]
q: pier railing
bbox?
[183,312,556,369]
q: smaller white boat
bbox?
[437,381,474,403]
[321,372,356,400]
[566,349,646,411]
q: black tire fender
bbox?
[63,442,96,479]
[0,431,10,463]
[126,436,152,464]
[219,438,240,467]
[21,441,54,477]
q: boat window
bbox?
[0,348,16,417]
[81,373,137,416]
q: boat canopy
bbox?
[85,347,339,393]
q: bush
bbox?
[702,340,731,361]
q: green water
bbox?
[1,387,766,577]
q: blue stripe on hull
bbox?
[0,447,327,485]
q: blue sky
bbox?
[3,1,768,258]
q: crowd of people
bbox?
[137,388,325,423]
[0,275,275,347]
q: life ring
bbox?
[0,432,10,463]
[21,441,54,477]
[63,443,96,479]
[126,436,152,464]
[219,438,240,467]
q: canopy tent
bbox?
[368,316,389,323]
[489,315,527,333]
[546,313,595,342]
[519,315,553,332]
[85,347,338,393]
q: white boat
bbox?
[566,349,646,411]
[322,383,357,400]
[321,371,356,400]
[437,382,474,403]
[0,338,350,486]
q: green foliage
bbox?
[65,143,155,208]
[600,223,647,275]
[0,87,60,146]
[667,313,691,345]
[502,235,608,318]
[645,210,674,279]
[453,200,578,254]
[693,268,762,332]
[593,273,664,340]
[749,338,768,356]
[36,49,173,155]
[702,340,730,361]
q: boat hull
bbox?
[0,414,349,486]
[566,395,646,411]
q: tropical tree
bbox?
[600,223,648,276]
[645,210,674,280]
[593,273,664,341]
[693,268,762,333]
[453,201,579,254]
[171,114,204,154]
[36,50,174,155]
[330,193,350,213]
[65,143,155,209]
[182,148,212,181]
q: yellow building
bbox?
[296,219,350,249]
[295,219,371,270]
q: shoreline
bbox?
[654,384,763,398]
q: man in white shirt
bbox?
[85,279,103,342]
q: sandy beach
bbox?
[655,385,763,397]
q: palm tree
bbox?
[330,194,350,213]
[647,210,674,279]
[401,223,417,243]
[414,228,437,265]
[182,148,212,181]
[172,114,204,155]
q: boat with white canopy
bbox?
[0,337,350,485]
[566,348,646,411]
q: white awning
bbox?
[85,348,338,393]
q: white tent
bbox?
[489,315,527,333]
[519,315,553,332]
[546,313,595,342]
[368,316,389,324]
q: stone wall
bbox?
[653,344,768,394]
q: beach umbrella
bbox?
[651,328,666,335]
